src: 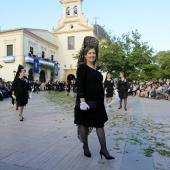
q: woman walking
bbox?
[117,71,130,111]
[74,36,114,160]
[104,73,114,106]
[11,65,29,121]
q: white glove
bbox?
[128,89,131,92]
[80,102,90,111]
[12,95,16,100]
[104,99,109,113]
[105,88,107,94]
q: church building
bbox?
[0,0,107,82]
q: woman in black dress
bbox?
[11,65,29,121]
[74,39,114,160]
[117,71,130,111]
[104,73,114,106]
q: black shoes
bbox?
[118,106,122,109]
[82,147,115,160]
[118,106,127,111]
[83,146,91,158]
[99,150,115,160]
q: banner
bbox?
[54,63,59,77]
[34,59,39,74]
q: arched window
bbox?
[66,7,70,16]
[74,6,78,16]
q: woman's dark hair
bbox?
[120,71,125,77]
[105,72,112,81]
[83,46,97,66]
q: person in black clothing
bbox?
[46,81,52,93]
[117,71,130,111]
[34,80,40,94]
[104,73,114,106]
[74,38,114,160]
[66,82,70,96]
[11,65,29,121]
[72,78,77,97]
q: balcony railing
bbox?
[24,55,60,68]
[2,56,15,63]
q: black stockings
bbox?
[79,126,110,157]
[124,98,127,108]
[119,99,127,108]
[96,128,110,157]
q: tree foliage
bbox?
[73,30,170,81]
[153,51,170,79]
[98,30,157,81]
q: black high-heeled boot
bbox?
[83,146,91,158]
[99,150,115,160]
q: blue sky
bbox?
[0,0,170,52]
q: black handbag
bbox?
[75,101,97,109]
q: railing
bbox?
[24,56,60,68]
[2,56,15,63]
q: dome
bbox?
[93,24,108,39]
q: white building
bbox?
[0,0,107,82]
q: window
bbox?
[7,45,13,56]
[51,55,54,61]
[42,51,45,59]
[68,36,75,50]
[74,6,78,16]
[30,47,34,54]
[66,7,70,16]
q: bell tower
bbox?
[53,0,93,33]
[53,0,94,81]
[60,0,83,18]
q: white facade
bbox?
[0,28,59,82]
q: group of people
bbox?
[104,72,129,111]
[128,80,170,101]
[29,80,41,94]
[44,80,77,97]
[0,80,12,101]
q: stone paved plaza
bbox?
[0,92,170,170]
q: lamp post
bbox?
[13,70,16,78]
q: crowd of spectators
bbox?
[128,79,170,101]
[0,79,12,101]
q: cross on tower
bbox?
[93,16,98,24]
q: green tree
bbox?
[98,30,154,81]
[154,51,170,78]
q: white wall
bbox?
[57,30,94,80]
[0,29,59,82]
[0,30,24,81]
